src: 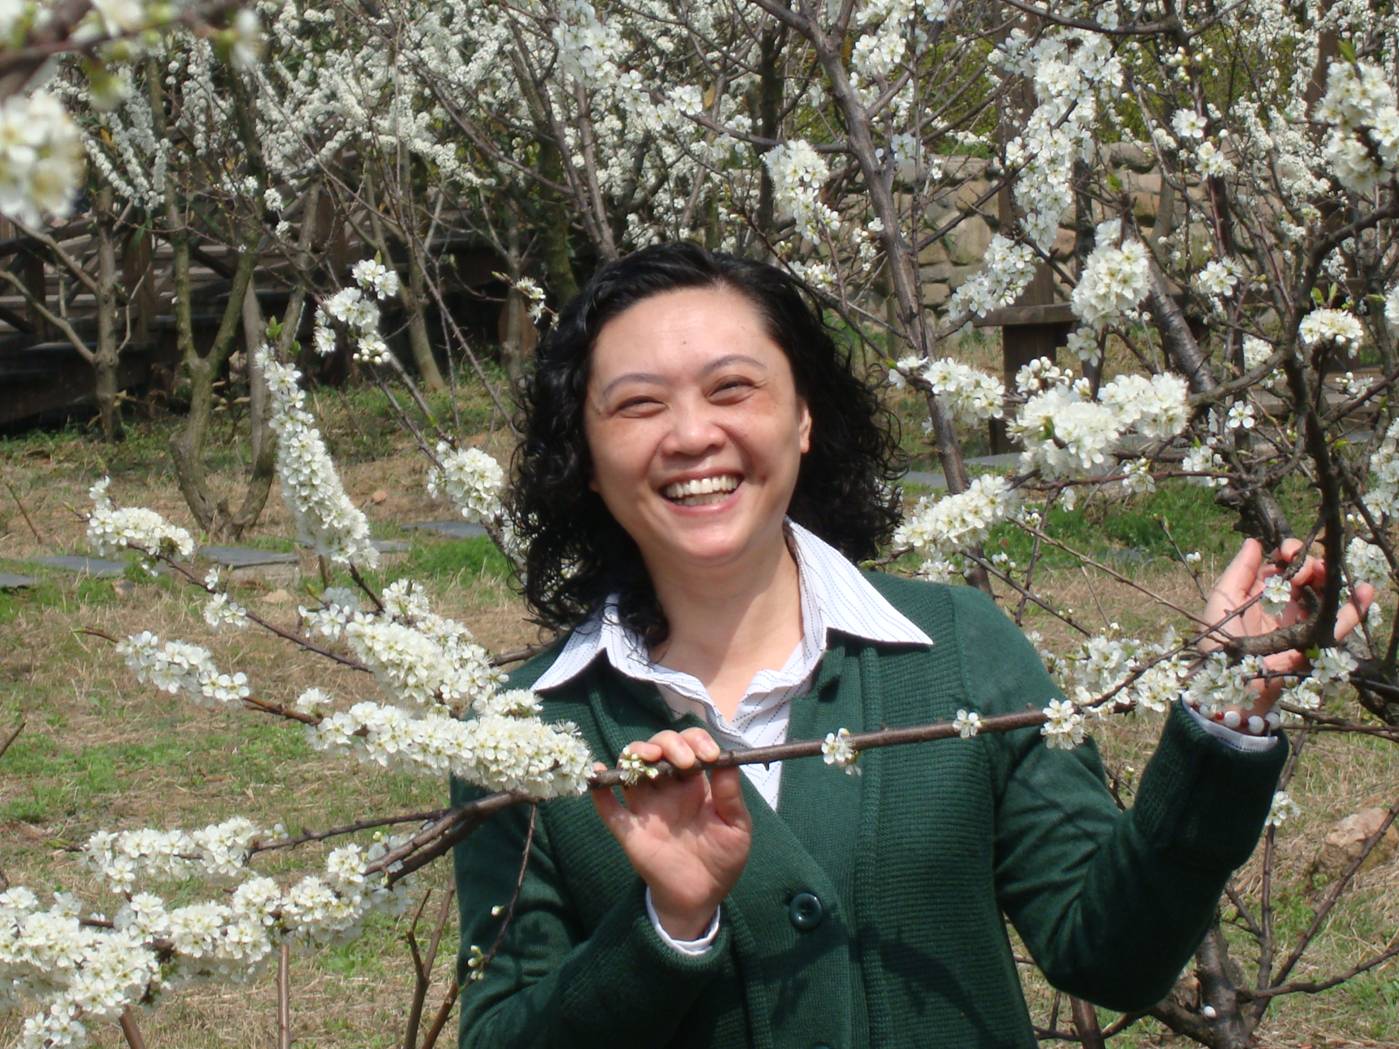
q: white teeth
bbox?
[662,475,740,500]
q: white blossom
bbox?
[426,442,505,524]
[1260,574,1291,615]
[258,348,379,567]
[1298,308,1363,350]
[87,479,195,565]
[1345,537,1389,589]
[0,92,85,227]
[895,475,1019,562]
[1040,699,1086,750]
[953,709,981,739]
[821,727,860,774]
[1071,235,1150,329]
[1265,790,1300,828]
[351,258,401,299]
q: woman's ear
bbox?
[798,401,812,454]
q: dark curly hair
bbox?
[511,242,905,644]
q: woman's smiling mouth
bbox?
[661,474,742,506]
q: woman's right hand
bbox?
[590,727,752,940]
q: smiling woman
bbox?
[453,243,1365,1049]
[510,244,905,648]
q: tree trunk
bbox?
[538,141,579,303]
[498,212,534,387]
[93,187,124,442]
[403,247,447,392]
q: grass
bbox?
[1,384,1395,1048]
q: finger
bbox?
[709,767,751,830]
[1333,583,1376,641]
[649,729,698,770]
[591,778,631,838]
[1214,538,1265,597]
[622,739,663,763]
[1275,537,1304,564]
[677,727,721,763]
[1287,554,1325,593]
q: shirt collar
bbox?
[530,521,932,693]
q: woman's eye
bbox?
[616,396,661,413]
[713,378,756,397]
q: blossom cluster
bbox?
[259,347,380,567]
[1365,417,1399,519]
[116,632,251,708]
[895,475,1020,576]
[764,140,836,240]
[311,700,592,798]
[892,355,1004,424]
[821,727,860,774]
[946,235,1038,319]
[1298,308,1364,350]
[5,833,410,1048]
[311,258,402,365]
[1040,699,1086,750]
[1071,232,1150,329]
[426,441,506,524]
[1315,60,1399,194]
[84,818,264,892]
[0,92,85,228]
[303,578,503,714]
[1014,370,1188,478]
[86,479,195,566]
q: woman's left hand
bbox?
[1201,537,1375,717]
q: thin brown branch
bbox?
[1242,935,1399,1001]
[119,1008,147,1049]
[0,719,23,763]
[249,810,449,858]
[4,479,43,544]
[277,942,291,1049]
[418,979,459,1049]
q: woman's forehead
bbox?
[589,286,786,381]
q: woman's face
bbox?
[583,285,811,581]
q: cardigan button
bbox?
[788,891,824,931]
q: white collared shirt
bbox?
[533,519,933,809]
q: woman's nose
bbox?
[662,398,725,457]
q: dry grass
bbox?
[1,402,1395,1048]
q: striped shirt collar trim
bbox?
[530,521,932,693]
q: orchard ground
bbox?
[0,386,1395,1048]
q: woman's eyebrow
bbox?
[598,372,666,399]
[700,354,767,374]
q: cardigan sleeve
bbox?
[948,586,1287,1012]
[451,776,731,1048]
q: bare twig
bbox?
[118,1008,147,1049]
[277,942,291,1049]
[403,885,458,1049]
[3,479,42,544]
[0,719,23,762]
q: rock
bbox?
[946,220,992,266]
[1131,190,1159,224]
[1315,807,1398,878]
[1106,142,1155,173]
[946,263,981,288]
[369,489,388,505]
[923,282,951,306]
[262,588,295,605]
[918,238,949,267]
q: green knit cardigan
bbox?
[452,575,1286,1048]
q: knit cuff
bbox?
[558,880,729,1023]
[1131,700,1288,870]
